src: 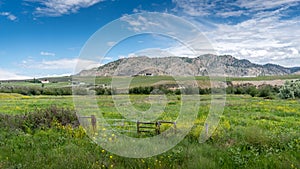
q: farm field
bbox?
[0,93,299,168]
[1,74,299,89]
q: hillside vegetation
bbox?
[78,55,300,77]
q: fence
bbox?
[78,115,176,135]
[78,115,97,133]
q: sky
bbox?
[0,0,299,80]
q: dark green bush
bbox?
[257,85,273,97]
[0,86,72,96]
[0,106,79,131]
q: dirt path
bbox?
[232,79,298,87]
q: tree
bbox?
[258,85,273,98]
[279,80,300,99]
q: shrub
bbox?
[279,80,300,99]
[0,106,79,131]
[0,86,72,96]
[257,85,273,98]
[245,86,258,97]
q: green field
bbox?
[0,93,299,168]
[1,74,299,89]
[0,93,73,114]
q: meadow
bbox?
[0,92,299,168]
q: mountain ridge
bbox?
[78,54,300,77]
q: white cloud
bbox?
[107,41,116,47]
[206,15,300,66]
[133,8,139,13]
[43,73,73,77]
[31,0,104,16]
[131,48,172,58]
[236,0,300,11]
[40,51,56,56]
[120,14,160,32]
[0,12,17,21]
[165,46,196,57]
[118,55,126,59]
[21,58,101,73]
[0,69,31,80]
[171,1,300,67]
[172,0,211,16]
[120,46,196,59]
[216,10,244,18]
[102,56,113,60]
[173,0,300,17]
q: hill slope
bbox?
[78,54,300,77]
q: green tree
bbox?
[279,80,300,99]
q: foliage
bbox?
[94,87,114,95]
[0,106,79,132]
[129,86,154,94]
[226,84,278,98]
[279,80,300,99]
[0,86,72,96]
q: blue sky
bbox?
[0,0,299,80]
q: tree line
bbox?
[0,80,299,99]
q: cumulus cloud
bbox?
[172,0,300,67]
[40,51,56,56]
[30,0,104,16]
[206,15,300,66]
[118,46,197,59]
[122,48,170,58]
[0,12,17,21]
[0,69,31,80]
[102,56,113,61]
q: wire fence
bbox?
[78,115,177,135]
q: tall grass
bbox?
[0,95,299,168]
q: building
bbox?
[40,79,50,84]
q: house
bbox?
[40,79,50,84]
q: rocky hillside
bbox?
[78,54,300,77]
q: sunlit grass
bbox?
[0,93,299,168]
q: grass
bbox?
[1,74,299,92]
[0,93,73,114]
[226,74,300,81]
[0,93,299,168]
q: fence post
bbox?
[205,123,209,137]
[156,121,161,135]
[91,115,97,133]
[173,122,177,134]
[137,120,140,134]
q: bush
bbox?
[0,106,79,131]
[199,88,211,95]
[257,85,273,98]
[279,80,300,99]
[226,84,258,97]
[0,86,72,96]
[129,86,154,94]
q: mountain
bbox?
[78,54,300,77]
